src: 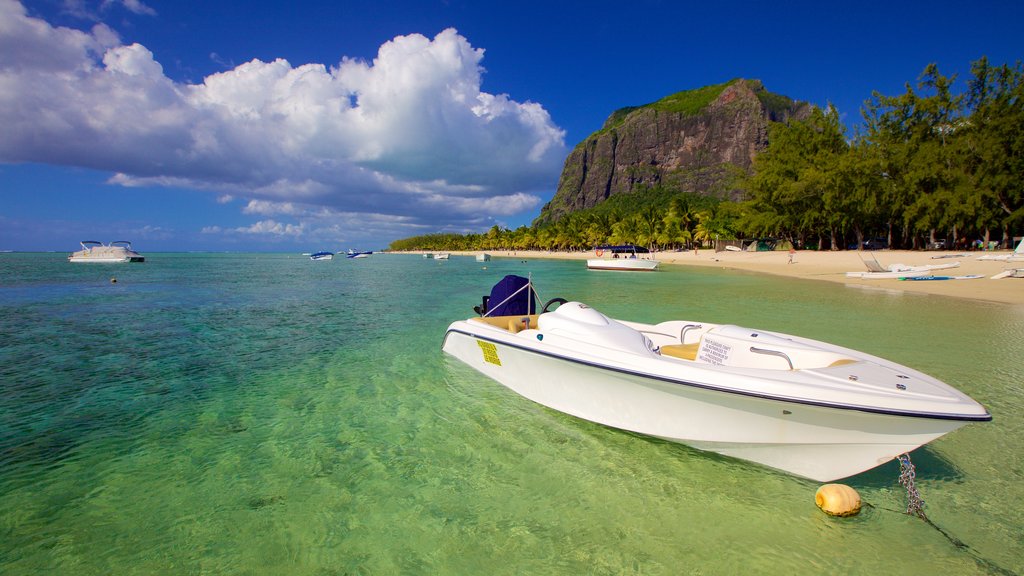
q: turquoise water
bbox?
[1,252,1022,575]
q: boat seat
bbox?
[659,342,701,361]
[469,314,539,333]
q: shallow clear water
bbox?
[1,252,1021,575]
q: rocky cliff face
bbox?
[535,79,810,224]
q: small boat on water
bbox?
[587,245,658,271]
[476,253,491,262]
[442,276,991,482]
[68,240,144,263]
[347,249,372,259]
[434,253,450,260]
[309,251,334,261]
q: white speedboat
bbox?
[68,240,144,263]
[346,249,371,259]
[442,276,990,482]
[435,253,450,260]
[309,251,334,261]
[476,253,491,262]
[588,245,659,271]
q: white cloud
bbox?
[242,200,303,216]
[234,220,305,236]
[0,1,566,243]
[105,0,157,17]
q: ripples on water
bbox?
[0,252,1021,574]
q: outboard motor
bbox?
[475,275,536,316]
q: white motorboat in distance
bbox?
[68,240,144,263]
[442,276,991,482]
[346,249,372,259]
[310,251,334,261]
[588,244,659,271]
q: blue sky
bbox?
[1,0,1021,252]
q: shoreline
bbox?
[433,249,1024,306]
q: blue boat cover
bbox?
[487,275,535,316]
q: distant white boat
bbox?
[346,249,372,259]
[68,240,144,263]
[476,253,491,262]
[435,253,450,260]
[309,251,334,261]
[588,245,658,271]
[423,253,434,259]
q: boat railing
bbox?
[680,323,703,344]
[749,346,794,370]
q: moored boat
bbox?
[587,245,658,271]
[68,240,145,263]
[310,251,334,261]
[442,276,991,482]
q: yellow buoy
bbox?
[815,483,861,517]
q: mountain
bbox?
[534,79,810,225]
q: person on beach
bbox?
[788,247,795,264]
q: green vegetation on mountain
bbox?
[597,80,733,136]
[390,58,1024,252]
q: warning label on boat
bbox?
[698,338,731,366]
[477,340,502,366]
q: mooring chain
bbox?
[897,453,928,519]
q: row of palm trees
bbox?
[388,196,734,252]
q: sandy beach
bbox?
[444,249,1024,306]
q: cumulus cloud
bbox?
[0,0,566,242]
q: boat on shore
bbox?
[442,276,990,481]
[845,255,960,279]
[309,251,334,261]
[977,238,1024,262]
[587,245,659,271]
[68,241,144,263]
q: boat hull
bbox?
[68,255,140,263]
[586,258,659,271]
[442,322,982,481]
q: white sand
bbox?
[442,249,1024,305]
